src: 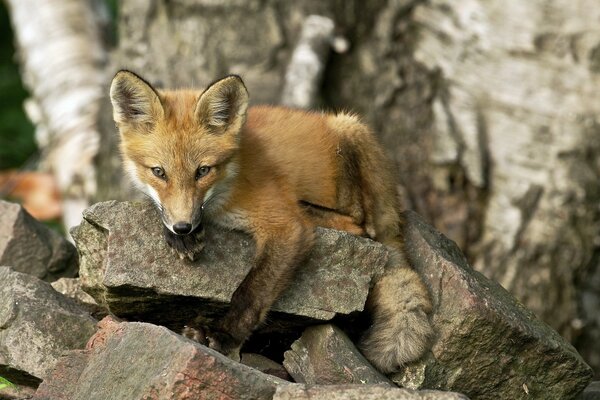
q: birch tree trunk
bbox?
[4,0,107,232]
[100,0,600,375]
[407,0,600,373]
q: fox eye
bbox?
[151,167,166,180]
[195,166,211,180]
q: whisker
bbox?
[141,192,163,212]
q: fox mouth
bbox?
[162,204,205,236]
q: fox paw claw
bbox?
[181,325,208,345]
[181,324,241,362]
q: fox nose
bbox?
[173,222,193,235]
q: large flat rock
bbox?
[33,317,287,400]
[0,200,77,281]
[273,384,469,400]
[283,324,393,386]
[0,267,97,387]
[72,200,387,329]
[70,200,593,399]
[395,211,593,399]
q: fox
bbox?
[109,70,433,373]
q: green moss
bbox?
[0,376,14,390]
[0,3,37,170]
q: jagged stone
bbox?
[69,200,592,398]
[72,200,387,330]
[579,382,600,400]
[0,200,77,281]
[273,384,469,400]
[51,277,109,319]
[283,324,393,385]
[392,211,593,399]
[241,353,291,381]
[0,267,97,387]
[0,383,36,400]
[33,317,287,400]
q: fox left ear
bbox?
[195,75,249,134]
[110,70,164,130]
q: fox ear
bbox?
[195,75,249,134]
[110,70,164,128]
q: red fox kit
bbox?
[110,70,432,373]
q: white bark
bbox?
[413,0,600,342]
[5,0,107,232]
[281,15,335,109]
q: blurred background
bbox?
[1,0,599,377]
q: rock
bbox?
[33,316,287,400]
[392,211,593,399]
[0,200,77,281]
[69,200,592,398]
[0,383,36,400]
[51,277,109,319]
[241,353,291,381]
[0,267,97,387]
[273,384,469,400]
[411,2,600,377]
[72,200,387,330]
[283,324,393,385]
[579,382,600,400]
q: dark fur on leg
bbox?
[208,220,313,361]
[163,226,205,261]
[181,325,207,345]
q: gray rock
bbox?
[72,200,387,329]
[69,200,592,398]
[0,383,36,400]
[0,267,97,387]
[579,382,600,400]
[283,324,393,385]
[273,384,469,400]
[393,211,593,399]
[0,200,77,281]
[51,277,109,319]
[241,353,291,381]
[33,316,287,400]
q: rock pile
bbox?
[0,200,594,399]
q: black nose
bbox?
[173,222,192,235]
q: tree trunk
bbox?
[102,0,600,375]
[4,0,108,233]
[406,0,600,373]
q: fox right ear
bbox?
[110,70,164,129]
[195,75,249,135]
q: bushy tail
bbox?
[359,253,433,373]
[349,121,432,373]
[329,113,433,373]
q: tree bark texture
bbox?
[4,0,108,232]
[102,0,600,375]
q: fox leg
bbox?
[300,203,366,237]
[204,214,314,359]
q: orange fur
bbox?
[110,71,432,372]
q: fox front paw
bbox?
[204,326,242,362]
[163,226,205,261]
[182,323,242,361]
[181,325,208,345]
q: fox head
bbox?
[110,70,249,235]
